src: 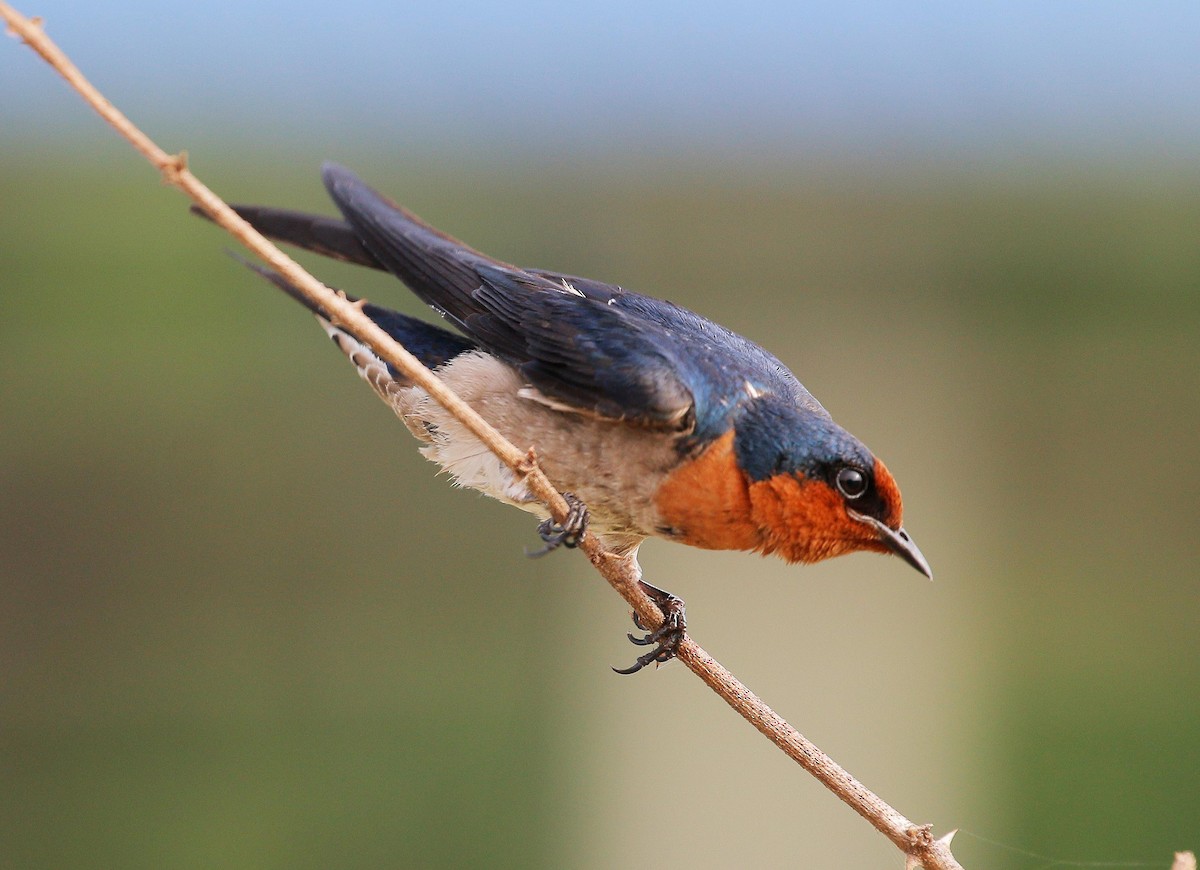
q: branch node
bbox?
[160,150,187,184]
[516,447,540,478]
[906,824,934,850]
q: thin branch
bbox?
[2,5,963,867]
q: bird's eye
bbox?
[835,467,867,499]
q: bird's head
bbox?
[655,396,931,578]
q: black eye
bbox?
[835,467,867,499]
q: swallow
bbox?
[196,163,931,673]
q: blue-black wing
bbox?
[320,163,710,430]
[219,164,827,437]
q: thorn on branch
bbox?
[516,447,539,479]
[325,290,369,327]
[5,13,41,39]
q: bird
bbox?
[196,162,931,673]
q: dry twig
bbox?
[2,4,966,867]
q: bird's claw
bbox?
[613,581,687,675]
[525,493,589,558]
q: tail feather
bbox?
[190,203,384,269]
[238,258,478,376]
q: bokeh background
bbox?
[3,3,1198,868]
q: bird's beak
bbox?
[847,510,933,579]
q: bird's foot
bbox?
[525,492,589,558]
[613,581,687,675]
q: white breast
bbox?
[322,320,677,549]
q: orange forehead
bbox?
[871,457,904,529]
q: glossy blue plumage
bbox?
[731,397,872,483]
[247,163,831,447]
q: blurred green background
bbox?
[3,5,1200,869]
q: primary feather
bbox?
[230,163,828,445]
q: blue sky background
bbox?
[4,1,1200,161]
